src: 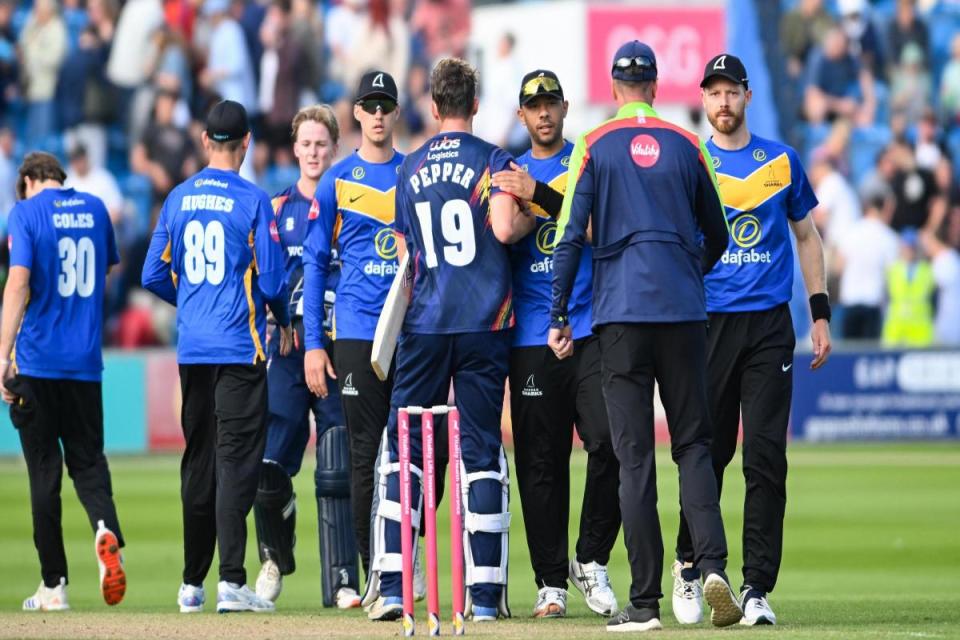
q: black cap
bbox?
[356,70,398,102]
[700,53,749,89]
[205,99,249,142]
[518,69,564,106]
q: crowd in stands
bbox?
[0,0,469,347]
[780,0,960,346]
[1,0,959,350]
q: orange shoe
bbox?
[95,520,126,605]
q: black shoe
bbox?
[606,604,662,632]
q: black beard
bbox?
[708,111,744,135]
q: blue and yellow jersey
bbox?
[396,132,516,334]
[704,135,818,313]
[7,188,119,381]
[511,141,593,346]
[142,167,289,365]
[302,151,404,348]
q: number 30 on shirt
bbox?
[414,199,475,268]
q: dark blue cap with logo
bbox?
[205,99,249,142]
[611,40,658,82]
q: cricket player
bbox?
[142,99,293,613]
[491,70,620,618]
[366,57,534,622]
[550,41,740,631]
[302,71,405,589]
[672,54,831,627]
[0,152,126,611]
[251,105,360,609]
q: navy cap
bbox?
[611,40,657,81]
[700,53,749,89]
[356,70,399,102]
[205,99,249,142]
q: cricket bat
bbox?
[371,251,412,381]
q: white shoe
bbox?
[702,573,742,628]
[255,560,282,602]
[217,581,275,613]
[23,578,69,611]
[95,520,126,606]
[532,586,566,618]
[569,558,619,616]
[740,589,776,626]
[178,583,205,612]
[413,543,426,602]
[336,586,362,609]
[671,560,703,624]
[366,595,403,621]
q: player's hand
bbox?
[305,348,336,398]
[548,326,574,360]
[810,319,832,370]
[0,360,15,405]
[278,324,294,357]
[491,162,535,201]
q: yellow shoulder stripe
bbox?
[335,179,396,224]
[716,152,792,213]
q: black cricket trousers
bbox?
[12,376,124,588]
[180,363,267,587]
[676,304,795,594]
[597,322,729,610]
[510,336,621,590]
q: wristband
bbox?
[809,293,831,323]
[0,359,10,366]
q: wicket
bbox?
[399,405,465,637]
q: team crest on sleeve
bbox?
[561,156,570,167]
[712,155,721,169]
[630,134,660,168]
[753,148,767,162]
[352,166,366,180]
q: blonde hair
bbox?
[291,104,340,145]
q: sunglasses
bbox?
[521,75,561,98]
[612,55,656,75]
[358,99,397,115]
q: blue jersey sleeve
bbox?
[106,207,120,268]
[7,204,33,269]
[395,177,410,237]
[302,173,338,350]
[551,135,592,328]
[141,200,178,306]
[253,192,290,328]
[488,147,514,200]
[787,149,818,222]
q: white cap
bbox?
[838,0,866,15]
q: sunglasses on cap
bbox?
[612,55,656,75]
[357,99,397,115]
[521,75,561,98]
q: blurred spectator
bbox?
[347,0,410,102]
[888,142,937,230]
[145,25,193,110]
[0,0,17,124]
[326,0,368,100]
[835,195,899,339]
[65,143,125,226]
[887,0,929,74]
[476,32,521,150]
[258,0,307,156]
[56,22,113,170]
[837,0,885,78]
[411,0,470,62]
[62,0,89,50]
[19,0,68,151]
[804,26,876,126]
[780,0,835,80]
[290,0,324,102]
[130,86,197,205]
[810,154,862,247]
[199,0,256,113]
[939,33,960,127]
[0,127,14,228]
[882,228,934,346]
[921,228,960,345]
[164,0,196,42]
[400,60,433,147]
[915,111,943,171]
[107,0,164,122]
[890,42,931,125]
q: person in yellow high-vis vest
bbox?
[882,228,935,346]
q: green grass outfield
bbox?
[0,443,958,639]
